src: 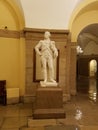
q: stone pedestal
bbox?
[33,86,65,119]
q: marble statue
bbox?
[35,31,58,86]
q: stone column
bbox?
[63,34,71,101]
[70,43,77,95]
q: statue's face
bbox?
[44,31,51,39]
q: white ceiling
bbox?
[19,0,84,29]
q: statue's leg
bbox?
[48,57,56,83]
[41,57,47,83]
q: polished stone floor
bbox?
[0,92,98,130]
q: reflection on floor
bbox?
[88,78,97,102]
[77,76,98,102]
[0,78,98,130]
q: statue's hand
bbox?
[54,51,58,58]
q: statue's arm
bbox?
[35,41,42,56]
[51,41,58,58]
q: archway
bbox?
[89,59,97,77]
[69,0,98,42]
[68,0,98,96]
[0,0,25,30]
[76,24,98,95]
[5,0,25,30]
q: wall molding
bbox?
[24,28,69,34]
[0,28,69,40]
[0,29,24,39]
[24,28,69,42]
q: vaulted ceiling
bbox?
[19,0,84,29]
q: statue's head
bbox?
[44,31,51,39]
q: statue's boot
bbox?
[50,78,56,83]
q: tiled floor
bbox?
[0,93,98,130]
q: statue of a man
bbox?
[35,31,58,84]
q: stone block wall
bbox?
[24,28,76,101]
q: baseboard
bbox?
[7,97,19,104]
[23,95,36,103]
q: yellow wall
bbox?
[0,37,25,96]
[0,0,25,96]
[0,0,19,30]
[0,38,20,88]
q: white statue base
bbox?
[40,81,58,87]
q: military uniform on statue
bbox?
[33,31,65,119]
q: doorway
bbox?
[89,59,97,77]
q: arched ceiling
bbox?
[0,0,25,30]
[70,0,98,42]
[5,0,25,30]
[75,1,98,21]
[77,24,98,55]
[19,0,84,29]
[13,0,23,10]
[6,0,98,31]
